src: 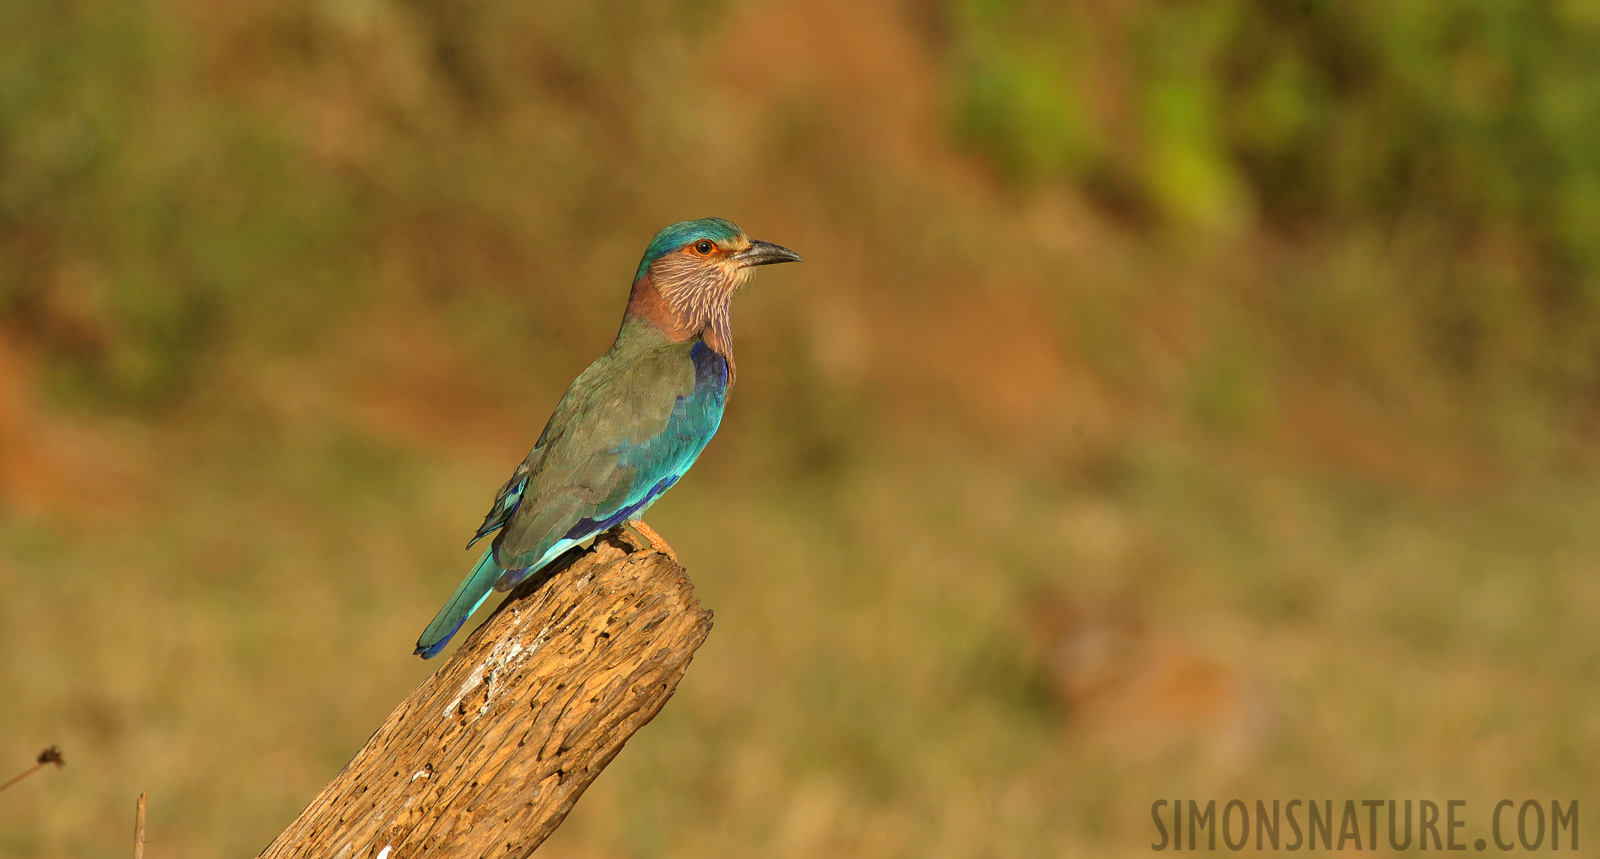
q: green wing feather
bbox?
[492,331,699,571]
[414,322,727,658]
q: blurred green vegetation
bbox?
[955,1,1600,269]
[951,0,1600,434]
[2,1,1598,857]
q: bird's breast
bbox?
[689,340,730,395]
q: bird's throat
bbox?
[624,273,738,376]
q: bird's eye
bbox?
[692,240,715,256]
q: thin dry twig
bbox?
[0,746,65,795]
[134,791,148,859]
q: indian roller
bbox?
[414,218,802,658]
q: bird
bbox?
[414,218,802,658]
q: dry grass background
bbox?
[2,0,1599,856]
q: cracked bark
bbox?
[258,529,712,858]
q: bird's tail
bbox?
[415,548,503,659]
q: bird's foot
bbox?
[624,519,679,563]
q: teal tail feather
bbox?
[415,548,504,659]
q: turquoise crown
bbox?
[635,218,744,280]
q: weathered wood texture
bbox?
[259,530,712,858]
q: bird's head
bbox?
[635,217,802,293]
[629,217,801,352]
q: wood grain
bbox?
[259,529,712,858]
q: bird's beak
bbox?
[733,240,803,268]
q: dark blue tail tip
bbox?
[414,618,467,659]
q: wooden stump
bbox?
[259,530,712,858]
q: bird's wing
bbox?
[466,462,531,549]
[489,340,727,575]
